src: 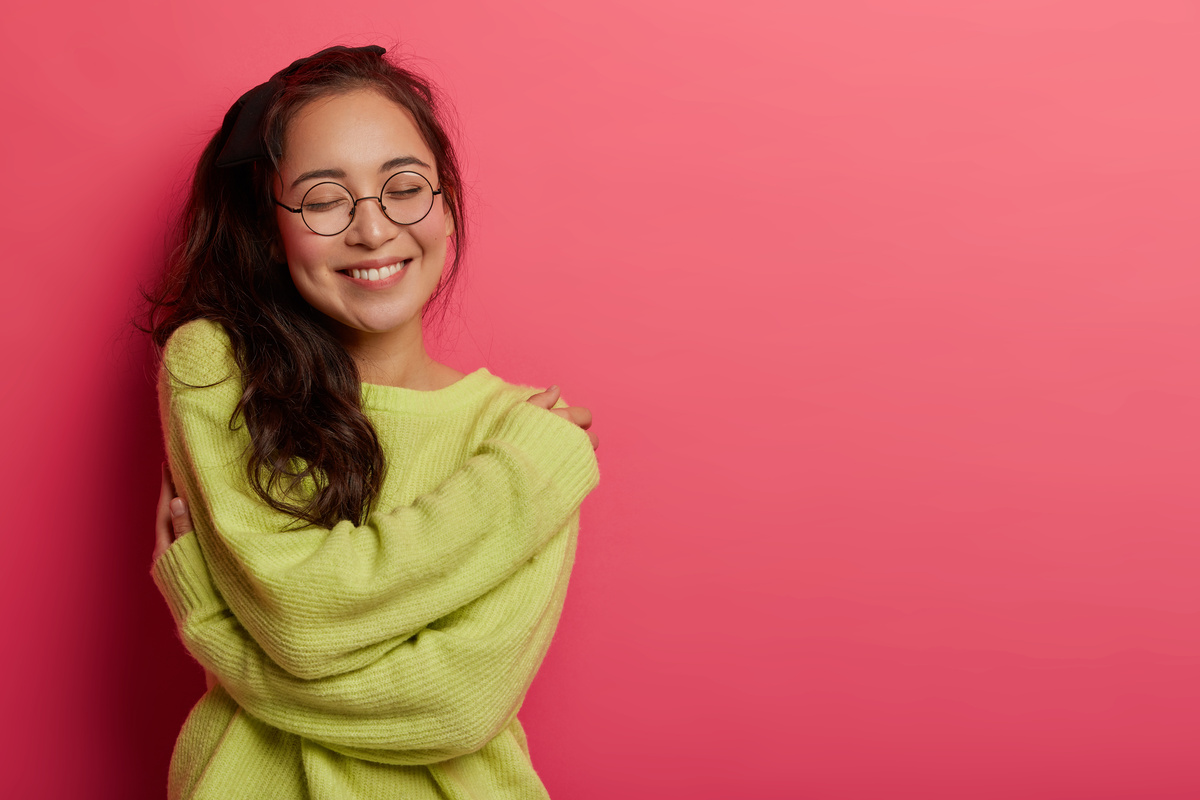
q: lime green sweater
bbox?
[151,320,600,799]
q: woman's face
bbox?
[274,88,454,343]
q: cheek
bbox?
[279,227,332,274]
[275,210,316,260]
[415,212,450,253]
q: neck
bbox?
[335,321,437,389]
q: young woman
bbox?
[145,44,599,799]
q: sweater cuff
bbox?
[490,401,600,507]
[151,532,222,625]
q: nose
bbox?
[343,196,399,249]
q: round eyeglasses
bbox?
[274,171,442,236]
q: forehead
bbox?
[281,89,435,176]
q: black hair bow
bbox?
[214,44,386,168]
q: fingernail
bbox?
[548,385,559,393]
[170,498,185,518]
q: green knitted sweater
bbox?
[151,320,600,799]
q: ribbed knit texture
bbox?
[151,319,599,799]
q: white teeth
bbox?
[346,262,405,281]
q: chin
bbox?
[346,314,423,335]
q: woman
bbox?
[146,44,600,799]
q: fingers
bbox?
[156,465,175,550]
[527,387,590,427]
[156,464,194,563]
[526,384,561,410]
[160,463,194,539]
[548,406,591,428]
[528,386,599,450]
[158,464,174,524]
[170,496,194,539]
[153,465,176,564]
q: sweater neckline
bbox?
[360,367,496,414]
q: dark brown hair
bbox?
[144,46,467,528]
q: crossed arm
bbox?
[152,504,580,764]
[159,331,598,679]
[150,322,600,763]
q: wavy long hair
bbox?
[144,46,467,528]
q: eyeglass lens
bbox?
[300,171,436,235]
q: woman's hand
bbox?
[154,466,217,690]
[153,464,193,564]
[527,385,598,451]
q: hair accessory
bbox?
[215,44,387,168]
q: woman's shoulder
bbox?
[360,367,536,418]
[161,318,238,389]
[453,368,558,410]
[471,372,573,423]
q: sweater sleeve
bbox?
[161,320,599,680]
[152,515,578,765]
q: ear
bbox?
[267,219,286,264]
[266,173,289,263]
[442,189,456,238]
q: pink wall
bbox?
[2,1,1198,797]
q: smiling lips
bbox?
[341,260,409,282]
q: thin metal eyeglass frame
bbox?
[274,170,443,236]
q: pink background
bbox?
[2,1,1198,797]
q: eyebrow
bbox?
[289,156,432,189]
